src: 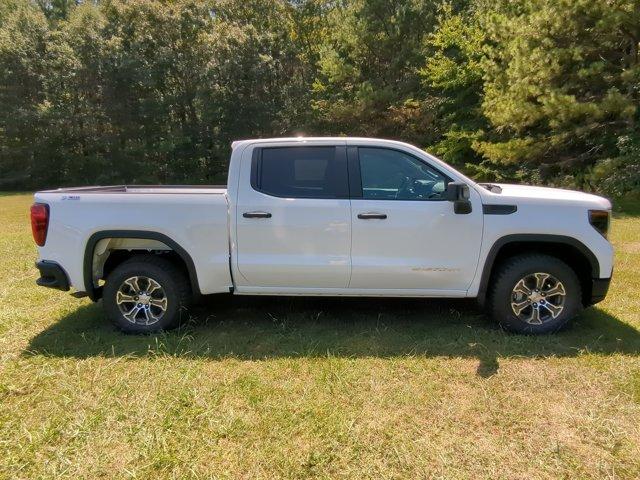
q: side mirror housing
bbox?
[445,182,472,214]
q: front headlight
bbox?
[589,210,610,238]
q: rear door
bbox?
[348,145,483,292]
[235,143,351,289]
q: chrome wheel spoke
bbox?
[116,291,136,305]
[123,304,144,322]
[147,278,162,295]
[148,308,162,322]
[124,277,141,294]
[142,307,151,325]
[543,282,566,297]
[511,299,530,316]
[513,279,532,296]
[149,297,167,311]
[540,301,563,319]
[534,273,549,291]
[529,306,543,325]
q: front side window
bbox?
[254,146,348,199]
[358,147,449,200]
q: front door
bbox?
[235,144,351,289]
[348,146,483,293]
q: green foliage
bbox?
[0,1,51,186]
[592,134,640,198]
[420,2,487,170]
[0,0,638,197]
[310,0,441,144]
[476,0,639,188]
[0,0,315,188]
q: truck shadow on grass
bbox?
[24,295,640,377]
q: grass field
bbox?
[1,192,639,479]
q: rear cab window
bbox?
[251,146,348,199]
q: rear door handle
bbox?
[243,211,272,219]
[357,212,387,220]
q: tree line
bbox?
[0,0,638,197]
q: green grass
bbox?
[1,192,639,479]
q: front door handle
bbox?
[243,211,272,219]
[357,212,387,220]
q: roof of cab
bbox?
[231,137,414,149]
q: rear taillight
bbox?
[589,210,610,238]
[30,203,49,246]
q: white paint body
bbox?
[34,137,614,299]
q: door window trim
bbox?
[250,144,452,201]
[348,146,453,201]
[250,146,349,199]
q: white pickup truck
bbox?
[31,137,613,334]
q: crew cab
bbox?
[31,137,613,334]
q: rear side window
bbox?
[252,146,348,199]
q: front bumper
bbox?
[35,261,70,291]
[589,277,611,305]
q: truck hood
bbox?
[488,184,612,209]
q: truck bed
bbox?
[34,185,232,296]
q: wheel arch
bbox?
[477,234,600,308]
[83,230,201,301]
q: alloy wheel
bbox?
[510,272,566,325]
[115,276,168,325]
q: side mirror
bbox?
[445,182,472,214]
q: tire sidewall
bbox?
[103,261,185,333]
[492,257,582,334]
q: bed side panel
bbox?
[33,192,231,295]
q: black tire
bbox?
[102,255,191,334]
[488,254,582,334]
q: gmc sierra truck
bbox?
[31,137,613,334]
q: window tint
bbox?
[359,148,449,200]
[256,147,347,198]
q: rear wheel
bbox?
[103,255,191,333]
[488,254,582,334]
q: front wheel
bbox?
[488,254,582,334]
[102,255,191,334]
